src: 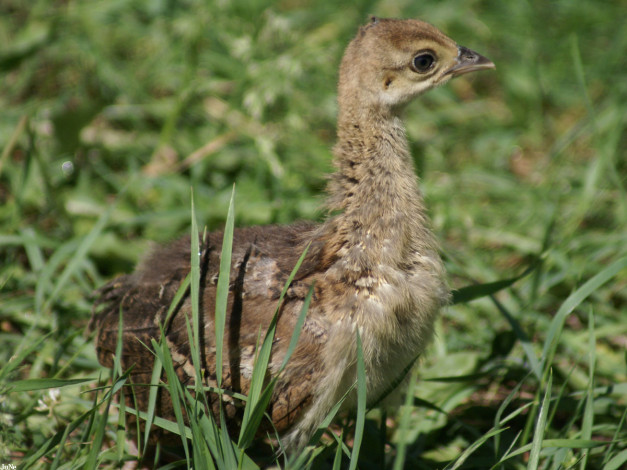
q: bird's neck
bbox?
[322,100,440,272]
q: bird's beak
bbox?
[445,46,495,77]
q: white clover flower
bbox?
[35,388,61,414]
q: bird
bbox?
[90,16,494,454]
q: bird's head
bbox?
[338,17,495,110]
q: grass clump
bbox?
[1,0,626,468]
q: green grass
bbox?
[1,0,626,468]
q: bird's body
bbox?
[90,17,493,451]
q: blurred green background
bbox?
[1,0,625,467]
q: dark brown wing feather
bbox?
[90,221,327,439]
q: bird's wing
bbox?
[90,222,326,434]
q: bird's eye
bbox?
[411,53,435,73]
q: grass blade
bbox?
[279,277,314,372]
[152,336,191,465]
[164,272,192,329]
[445,427,507,470]
[604,449,627,470]
[393,369,419,470]
[238,325,275,448]
[112,307,126,461]
[219,405,239,469]
[528,369,552,470]
[0,114,27,175]
[180,385,222,463]
[238,376,277,450]
[143,347,163,452]
[215,185,236,388]
[124,406,192,439]
[0,332,49,382]
[20,406,97,467]
[8,377,95,392]
[498,438,616,462]
[580,308,596,470]
[540,256,627,372]
[116,385,127,462]
[348,329,366,470]
[333,429,345,469]
[493,372,529,458]
[306,382,356,448]
[49,421,73,470]
[42,197,115,314]
[142,263,194,452]
[489,295,541,378]
[602,407,627,467]
[451,260,538,304]
[85,373,128,469]
[189,190,205,396]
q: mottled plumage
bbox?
[90,17,494,452]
